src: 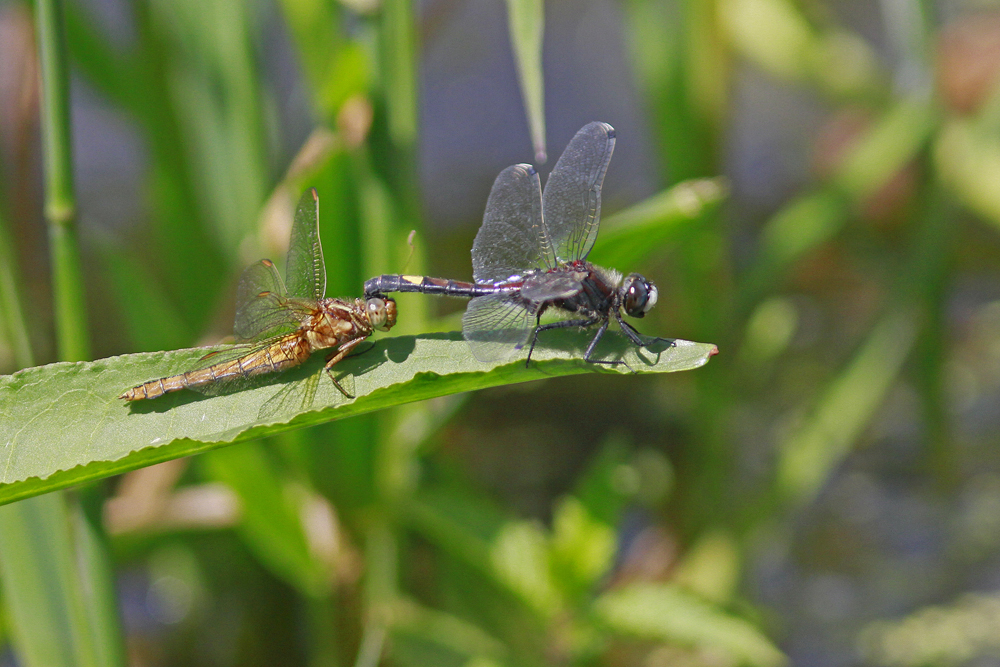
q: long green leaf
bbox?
[200,443,330,597]
[0,333,716,506]
[591,178,727,271]
[0,495,125,667]
[593,583,785,667]
[777,307,919,505]
[505,0,545,162]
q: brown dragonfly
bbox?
[120,188,396,401]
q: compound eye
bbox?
[367,298,397,331]
[623,275,655,318]
[367,299,387,329]
[642,282,658,313]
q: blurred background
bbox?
[2,0,1000,664]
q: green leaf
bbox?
[489,519,560,616]
[388,598,508,667]
[832,97,937,202]
[593,583,786,667]
[0,495,125,667]
[549,497,615,597]
[0,333,716,506]
[936,117,1000,228]
[572,435,635,525]
[777,308,917,505]
[590,178,727,271]
[505,0,546,162]
[404,487,507,573]
[199,443,329,597]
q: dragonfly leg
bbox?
[617,314,676,350]
[323,338,365,398]
[582,318,634,370]
[616,316,647,347]
[526,315,602,367]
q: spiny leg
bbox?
[617,317,647,347]
[617,315,676,350]
[582,318,632,368]
[323,338,366,398]
[525,314,601,367]
[524,306,549,366]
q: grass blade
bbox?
[505,0,546,162]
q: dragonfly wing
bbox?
[186,337,293,395]
[519,270,585,303]
[183,342,264,396]
[284,188,327,301]
[462,293,534,363]
[234,260,306,341]
[471,164,553,283]
[541,122,615,262]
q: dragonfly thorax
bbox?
[301,299,367,350]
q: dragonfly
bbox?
[364,121,660,366]
[121,188,396,401]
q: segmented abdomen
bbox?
[364,274,499,299]
[120,334,310,401]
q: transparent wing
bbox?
[284,187,326,301]
[541,122,616,262]
[234,259,312,341]
[258,370,321,421]
[471,164,552,283]
[519,270,585,303]
[179,336,291,396]
[461,293,534,362]
[196,339,269,369]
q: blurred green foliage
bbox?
[2,0,1000,664]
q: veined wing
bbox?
[471,164,552,283]
[234,259,313,342]
[284,187,326,301]
[519,269,586,303]
[461,293,534,362]
[183,334,301,395]
[542,122,615,262]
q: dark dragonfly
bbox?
[365,121,660,366]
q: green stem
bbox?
[380,0,417,149]
[355,517,396,667]
[36,0,90,361]
[49,224,90,361]
[0,5,123,667]
[0,202,34,368]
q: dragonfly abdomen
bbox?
[364,274,498,299]
[119,334,311,401]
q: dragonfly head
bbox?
[366,297,397,331]
[621,273,658,318]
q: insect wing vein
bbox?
[285,188,327,301]
[471,164,552,283]
[519,271,585,303]
[461,293,534,363]
[541,121,615,262]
